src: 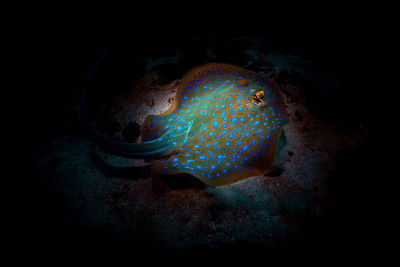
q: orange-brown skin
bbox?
[140,63,287,189]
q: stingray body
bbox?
[81,63,287,187]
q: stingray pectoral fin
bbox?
[141,113,193,142]
[80,106,192,158]
[80,108,170,158]
[141,115,167,142]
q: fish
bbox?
[80,62,287,188]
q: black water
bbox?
[30,16,387,260]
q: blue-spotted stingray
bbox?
[80,63,287,188]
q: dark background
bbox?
[30,13,388,260]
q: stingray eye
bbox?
[252,90,265,107]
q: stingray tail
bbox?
[78,49,175,158]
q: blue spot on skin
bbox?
[221,130,227,137]
[249,118,254,126]
[209,131,214,137]
[213,121,218,129]
[185,154,191,157]
[212,141,218,147]
[200,137,204,142]
[194,144,201,149]
[199,155,207,160]
[216,154,223,160]
[205,143,210,148]
[231,117,238,126]
[204,106,209,110]
[196,165,202,169]
[225,141,230,146]
[239,117,245,122]
[150,123,154,128]
[172,157,178,162]
[242,144,248,151]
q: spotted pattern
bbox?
[142,63,287,187]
